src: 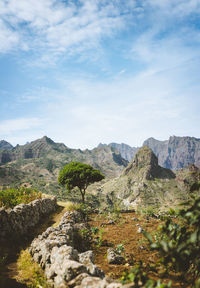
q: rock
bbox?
[68,273,89,287]
[131,217,139,221]
[79,251,104,278]
[137,227,143,233]
[79,251,94,265]
[107,248,125,265]
[80,276,108,288]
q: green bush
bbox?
[144,197,200,285]
[121,262,171,287]
[0,187,42,208]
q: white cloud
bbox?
[0,117,43,135]
[0,0,125,59]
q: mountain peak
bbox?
[0,140,13,150]
[124,146,175,180]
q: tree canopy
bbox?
[58,161,105,203]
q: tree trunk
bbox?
[80,189,85,204]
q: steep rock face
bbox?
[98,142,138,162]
[0,140,13,151]
[123,146,175,181]
[143,136,200,169]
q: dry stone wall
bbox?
[0,197,57,242]
[30,211,133,288]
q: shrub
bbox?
[121,261,171,287]
[144,197,200,285]
[0,187,41,208]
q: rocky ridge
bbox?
[0,136,127,178]
[0,140,13,151]
[98,136,200,169]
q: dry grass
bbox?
[16,250,50,288]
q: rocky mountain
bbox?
[143,136,200,169]
[98,143,139,162]
[98,146,199,210]
[0,136,128,197]
[0,140,13,151]
[99,136,200,170]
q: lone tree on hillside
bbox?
[58,161,105,204]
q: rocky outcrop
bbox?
[0,197,57,242]
[123,146,175,181]
[143,136,200,169]
[30,211,131,288]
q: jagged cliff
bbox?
[143,136,200,169]
[98,136,200,169]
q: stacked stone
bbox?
[30,211,133,288]
[0,197,57,241]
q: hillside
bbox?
[97,146,200,210]
[0,136,128,197]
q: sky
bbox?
[0,0,200,149]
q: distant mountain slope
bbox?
[98,142,139,162]
[0,140,13,150]
[143,136,200,169]
[0,136,128,196]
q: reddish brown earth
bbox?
[89,212,189,287]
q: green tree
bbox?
[58,161,104,204]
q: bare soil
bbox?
[89,212,188,287]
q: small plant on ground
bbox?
[121,261,172,287]
[115,243,125,255]
[92,227,104,247]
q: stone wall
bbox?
[0,197,57,242]
[30,211,132,288]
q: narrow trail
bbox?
[0,202,68,288]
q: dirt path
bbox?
[0,202,69,288]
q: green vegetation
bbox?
[116,243,125,255]
[0,187,42,208]
[58,161,104,204]
[121,262,171,287]
[143,196,200,286]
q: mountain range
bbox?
[100,136,200,169]
[0,136,200,208]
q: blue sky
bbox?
[0,0,200,149]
